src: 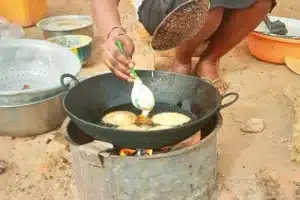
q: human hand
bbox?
[102,33,135,81]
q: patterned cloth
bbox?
[131,0,277,35]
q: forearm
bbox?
[92,0,125,38]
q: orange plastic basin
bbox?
[247,32,300,64]
[0,0,46,27]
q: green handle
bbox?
[130,68,139,78]
[115,41,140,79]
[115,41,125,54]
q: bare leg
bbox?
[169,7,224,74]
[196,0,273,94]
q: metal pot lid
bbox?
[36,15,94,32]
[151,0,209,51]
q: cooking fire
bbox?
[118,131,201,156]
[119,148,153,156]
[66,114,220,200]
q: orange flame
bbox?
[120,149,137,156]
[144,149,153,155]
[120,149,153,156]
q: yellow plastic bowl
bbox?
[47,35,92,65]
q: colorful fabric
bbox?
[131,0,277,35]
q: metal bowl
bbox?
[0,38,82,105]
[47,35,92,65]
[0,91,67,137]
[36,15,94,39]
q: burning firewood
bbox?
[119,131,201,156]
[120,149,137,156]
[120,148,153,156]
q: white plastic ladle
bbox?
[131,78,155,116]
[115,41,155,116]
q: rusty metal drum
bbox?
[63,114,222,200]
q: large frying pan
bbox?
[60,70,238,149]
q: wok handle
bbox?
[219,92,239,110]
[60,73,80,89]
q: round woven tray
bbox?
[151,0,209,51]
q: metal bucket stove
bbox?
[64,114,222,200]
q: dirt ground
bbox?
[1,0,300,199]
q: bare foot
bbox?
[196,59,228,95]
[169,60,191,75]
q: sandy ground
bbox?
[1,0,300,199]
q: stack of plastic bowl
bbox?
[36,15,94,65]
[47,34,92,65]
[0,38,82,137]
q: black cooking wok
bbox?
[60,70,238,149]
